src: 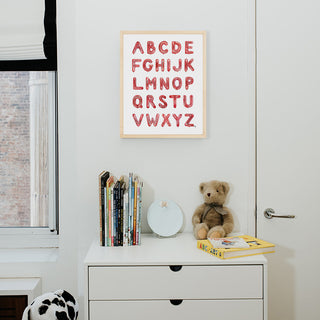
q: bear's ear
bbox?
[199,183,206,194]
[220,182,230,195]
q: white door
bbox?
[257,1,320,319]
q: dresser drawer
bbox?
[90,300,263,320]
[89,265,262,300]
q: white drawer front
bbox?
[90,300,263,320]
[89,265,262,300]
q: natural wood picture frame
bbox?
[120,31,206,138]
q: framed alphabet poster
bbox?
[120,31,206,138]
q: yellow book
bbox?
[197,235,275,259]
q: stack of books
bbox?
[99,171,143,246]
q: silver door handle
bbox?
[264,208,295,219]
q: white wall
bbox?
[0,1,255,318]
[75,0,255,235]
[74,0,255,313]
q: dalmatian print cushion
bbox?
[22,290,79,320]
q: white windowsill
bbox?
[0,231,59,263]
[0,228,59,262]
[0,247,59,263]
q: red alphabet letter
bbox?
[143,59,153,72]
[169,95,181,108]
[172,41,182,54]
[172,59,182,72]
[146,77,157,90]
[146,95,156,108]
[132,114,144,126]
[183,95,193,108]
[132,59,141,72]
[159,95,168,108]
[185,41,193,54]
[147,41,156,54]
[173,114,182,127]
[185,113,195,127]
[133,95,143,108]
[172,77,182,90]
[155,59,165,72]
[167,59,171,71]
[160,77,169,90]
[161,114,171,127]
[184,59,194,72]
[146,114,160,127]
[159,41,168,54]
[133,77,143,90]
[185,77,194,90]
[132,42,144,54]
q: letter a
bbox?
[132,41,144,54]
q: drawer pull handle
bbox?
[169,265,182,272]
[170,299,183,306]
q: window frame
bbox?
[0,71,59,248]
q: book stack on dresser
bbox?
[99,171,143,247]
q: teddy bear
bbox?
[192,180,234,239]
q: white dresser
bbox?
[84,233,268,320]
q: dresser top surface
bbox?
[84,233,268,266]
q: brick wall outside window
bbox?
[0,72,30,226]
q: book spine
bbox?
[108,185,112,247]
[126,191,129,246]
[126,190,129,246]
[113,185,119,246]
[136,183,140,245]
[123,191,128,247]
[133,179,138,245]
[128,173,133,246]
[111,187,115,246]
[104,186,108,246]
[137,182,143,245]
[130,175,134,245]
[99,171,109,246]
[98,172,104,246]
[119,185,124,246]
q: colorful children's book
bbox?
[119,179,125,246]
[197,235,275,259]
[106,176,115,246]
[104,186,108,245]
[113,180,120,246]
[136,181,143,245]
[133,176,138,245]
[123,190,129,246]
[129,173,134,245]
[110,181,115,246]
[98,171,109,246]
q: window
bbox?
[0,0,57,248]
[0,71,58,247]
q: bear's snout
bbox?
[207,193,211,197]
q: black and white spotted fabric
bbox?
[22,290,79,320]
